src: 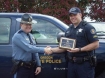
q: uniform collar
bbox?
[18,29,24,33]
[18,29,30,35]
[73,21,83,29]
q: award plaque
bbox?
[59,37,76,49]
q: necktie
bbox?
[27,33,34,60]
[27,33,33,44]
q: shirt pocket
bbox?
[77,32,84,37]
[76,32,85,42]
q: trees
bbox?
[19,0,79,24]
[88,0,105,22]
[0,0,105,24]
[0,0,18,12]
[33,0,79,24]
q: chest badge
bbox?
[78,28,83,32]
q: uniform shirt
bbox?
[65,21,99,57]
[12,29,44,66]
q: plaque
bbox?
[59,37,76,49]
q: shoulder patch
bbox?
[93,35,98,38]
[90,29,96,34]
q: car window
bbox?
[90,23,105,32]
[32,19,63,44]
[0,18,11,44]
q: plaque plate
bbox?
[59,37,76,49]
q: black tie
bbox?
[27,33,33,44]
[27,33,34,60]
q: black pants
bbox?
[13,66,36,78]
[67,61,95,78]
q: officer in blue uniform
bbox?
[11,13,51,78]
[49,7,99,78]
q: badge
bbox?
[90,29,96,34]
[78,28,83,32]
[70,8,76,12]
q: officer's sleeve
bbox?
[12,34,44,53]
[34,53,41,67]
[85,24,99,43]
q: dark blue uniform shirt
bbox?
[65,21,99,57]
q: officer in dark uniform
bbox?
[49,7,99,78]
[11,13,52,78]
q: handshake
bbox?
[44,46,53,55]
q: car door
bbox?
[0,15,16,78]
[31,17,68,78]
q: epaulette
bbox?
[68,24,73,30]
[82,21,87,26]
[69,24,73,28]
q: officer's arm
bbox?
[12,35,44,53]
[81,41,99,52]
[34,53,41,67]
[51,47,66,53]
[81,25,99,52]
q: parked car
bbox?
[0,13,105,78]
[89,22,105,78]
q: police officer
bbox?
[12,13,51,78]
[48,7,99,78]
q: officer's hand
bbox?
[44,46,53,55]
[67,48,79,53]
[35,67,41,75]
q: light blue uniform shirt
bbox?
[12,29,44,66]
